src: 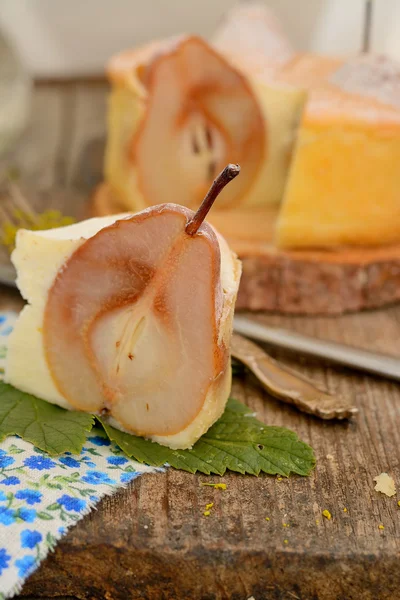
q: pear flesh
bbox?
[105,33,306,251]
[5,206,241,449]
[107,35,265,212]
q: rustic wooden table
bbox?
[1,82,399,600]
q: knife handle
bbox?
[231,334,358,420]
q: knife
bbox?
[233,315,400,382]
[231,333,357,420]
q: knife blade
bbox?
[233,315,400,381]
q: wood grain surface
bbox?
[1,83,399,600]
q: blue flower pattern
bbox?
[15,555,36,578]
[81,470,116,485]
[23,456,56,471]
[0,455,14,470]
[88,436,111,447]
[120,472,140,484]
[0,509,15,526]
[0,433,156,599]
[1,477,20,486]
[15,490,42,505]
[0,313,157,599]
[18,509,37,523]
[58,495,86,512]
[20,530,42,549]
[59,456,80,468]
[0,548,10,575]
[107,456,128,466]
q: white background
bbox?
[0,0,398,77]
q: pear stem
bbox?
[185,163,240,236]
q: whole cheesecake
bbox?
[96,3,400,314]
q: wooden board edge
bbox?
[19,534,400,600]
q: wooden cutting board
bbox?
[2,82,399,600]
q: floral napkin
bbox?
[0,312,158,599]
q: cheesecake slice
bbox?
[5,209,241,449]
[276,54,400,248]
[104,34,306,221]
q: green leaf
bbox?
[84,448,101,456]
[53,473,80,484]
[79,488,96,497]
[36,511,54,520]
[0,382,95,455]
[46,531,57,549]
[99,398,316,477]
[0,377,315,477]
[8,444,24,454]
